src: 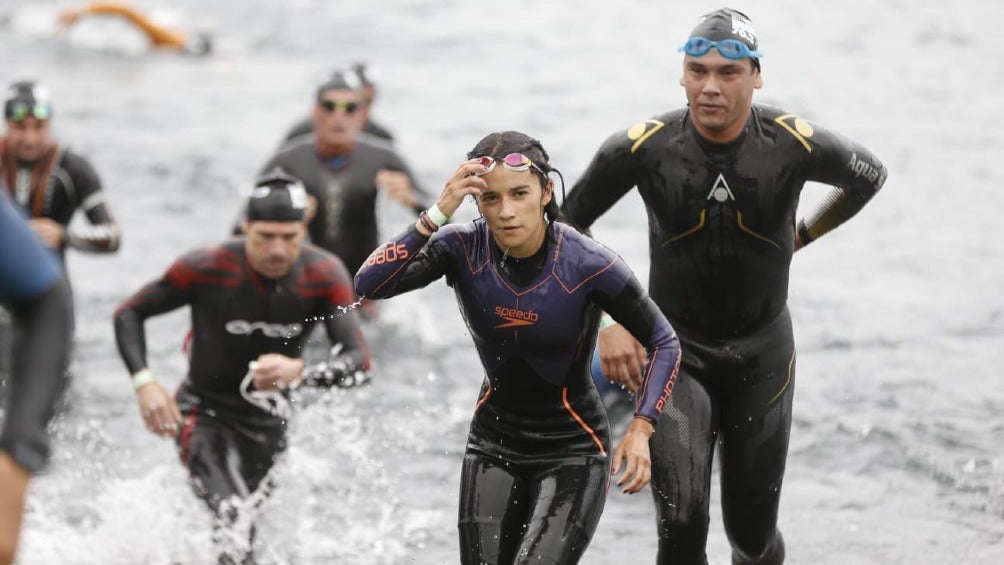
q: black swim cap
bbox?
[687,8,761,70]
[315,68,362,100]
[246,169,308,223]
[4,80,53,121]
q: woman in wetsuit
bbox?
[354,131,681,565]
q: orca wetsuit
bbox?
[0,192,73,474]
[563,104,886,564]
[113,239,370,563]
[356,219,681,565]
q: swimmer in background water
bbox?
[56,1,212,56]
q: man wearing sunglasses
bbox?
[281,62,395,145]
[562,8,887,565]
[1,80,122,263]
[257,69,428,279]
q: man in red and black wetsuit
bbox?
[113,171,371,564]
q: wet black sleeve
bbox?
[797,123,887,245]
[63,155,122,253]
[562,130,642,230]
[113,260,195,374]
[0,277,73,474]
[316,257,372,381]
[381,150,430,214]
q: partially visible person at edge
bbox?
[253,69,428,280]
[56,1,213,56]
[113,171,371,564]
[562,8,887,565]
[355,131,682,565]
[1,80,121,266]
[282,62,395,145]
[0,191,73,565]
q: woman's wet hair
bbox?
[467,131,568,233]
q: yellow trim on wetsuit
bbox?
[736,211,782,250]
[627,119,666,154]
[774,114,814,153]
[79,2,187,49]
[767,348,796,406]
[661,209,706,247]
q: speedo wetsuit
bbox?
[261,135,427,277]
[563,104,886,564]
[355,220,681,565]
[1,139,121,259]
[283,116,395,145]
[113,239,370,561]
[0,192,73,474]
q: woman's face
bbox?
[475,165,552,258]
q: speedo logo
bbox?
[494,306,539,329]
[225,320,304,338]
[847,152,885,187]
[364,242,409,266]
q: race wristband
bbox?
[598,313,617,330]
[427,204,448,227]
[131,369,156,391]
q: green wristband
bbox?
[598,313,617,330]
[131,368,156,391]
[427,204,448,227]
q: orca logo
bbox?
[225,320,304,338]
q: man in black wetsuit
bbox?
[259,69,427,278]
[1,80,121,263]
[113,172,371,564]
[281,62,395,145]
[0,192,73,565]
[562,8,887,565]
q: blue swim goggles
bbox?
[678,37,763,60]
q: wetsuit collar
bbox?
[314,139,355,170]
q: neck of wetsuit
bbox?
[314,139,354,160]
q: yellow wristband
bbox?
[131,369,156,391]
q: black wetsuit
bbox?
[355,220,681,565]
[261,135,427,277]
[282,116,395,145]
[0,192,73,474]
[113,240,370,563]
[563,105,886,565]
[0,139,121,261]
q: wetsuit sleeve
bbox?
[562,129,643,230]
[303,257,373,386]
[382,150,430,214]
[112,255,197,374]
[63,156,121,253]
[593,262,681,424]
[354,224,454,299]
[0,195,73,474]
[796,124,887,246]
[78,2,187,48]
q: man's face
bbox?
[243,220,306,279]
[311,88,363,147]
[680,50,762,142]
[5,116,52,162]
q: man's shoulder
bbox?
[298,243,350,279]
[608,108,690,149]
[55,147,99,177]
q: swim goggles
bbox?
[678,37,763,60]
[319,99,359,114]
[4,101,52,122]
[473,153,544,176]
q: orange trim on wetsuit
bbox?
[78,2,187,49]
[0,139,62,217]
